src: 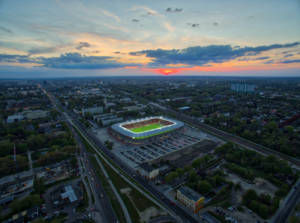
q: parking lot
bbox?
[118,133,201,168]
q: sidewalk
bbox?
[94,154,132,223]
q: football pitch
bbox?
[130,123,162,133]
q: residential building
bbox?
[177,186,204,213]
[26,205,39,219]
[231,83,255,93]
[81,106,103,117]
[138,162,159,180]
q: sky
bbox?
[0,0,300,78]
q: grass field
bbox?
[130,123,162,133]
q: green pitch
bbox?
[130,123,162,133]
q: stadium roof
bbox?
[111,116,184,138]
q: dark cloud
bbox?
[132,19,139,22]
[298,52,300,55]
[264,60,274,64]
[0,52,140,70]
[76,42,91,50]
[252,57,270,61]
[191,24,199,27]
[0,26,13,34]
[166,8,182,12]
[283,54,293,58]
[213,23,218,25]
[237,57,250,62]
[129,42,300,67]
[115,52,120,54]
[279,59,300,64]
[282,51,291,54]
[147,12,155,15]
[187,23,191,25]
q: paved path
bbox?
[27,150,33,173]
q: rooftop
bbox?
[178,186,203,202]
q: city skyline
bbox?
[0,0,300,77]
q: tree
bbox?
[267,122,278,131]
[85,112,92,119]
[259,204,269,219]
[192,159,200,168]
[197,180,212,194]
[98,119,103,126]
[183,165,193,173]
[250,200,260,212]
[32,218,46,223]
[189,171,197,182]
[207,177,216,187]
[176,168,184,177]
[70,157,77,166]
[245,189,258,200]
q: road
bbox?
[275,183,300,223]
[68,122,118,223]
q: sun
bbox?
[156,68,180,75]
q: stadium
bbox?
[108,116,184,144]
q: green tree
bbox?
[267,122,278,131]
[98,119,103,126]
[250,200,260,212]
[192,159,201,168]
[176,168,184,177]
[85,112,92,119]
[32,218,46,223]
[189,171,197,182]
[70,157,77,166]
[183,165,193,173]
[197,180,212,194]
[259,204,269,219]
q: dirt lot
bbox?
[197,166,280,222]
[149,139,221,168]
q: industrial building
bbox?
[27,111,48,120]
[7,115,26,123]
[177,186,204,213]
[231,83,255,93]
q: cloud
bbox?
[76,42,91,50]
[279,59,300,64]
[0,26,13,34]
[0,52,140,70]
[252,57,270,61]
[298,52,300,55]
[237,57,250,62]
[283,54,293,58]
[264,60,274,64]
[147,12,155,15]
[129,42,300,67]
[115,51,120,54]
[166,8,183,12]
[213,23,218,25]
[132,19,139,22]
[191,24,199,27]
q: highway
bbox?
[69,123,118,223]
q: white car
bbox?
[73,209,76,213]
[248,209,252,213]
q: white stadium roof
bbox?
[111,116,184,138]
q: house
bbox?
[138,163,159,180]
[155,175,166,184]
[177,186,204,213]
[26,205,39,219]
[11,216,24,223]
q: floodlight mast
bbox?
[14,145,21,187]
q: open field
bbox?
[129,123,163,133]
